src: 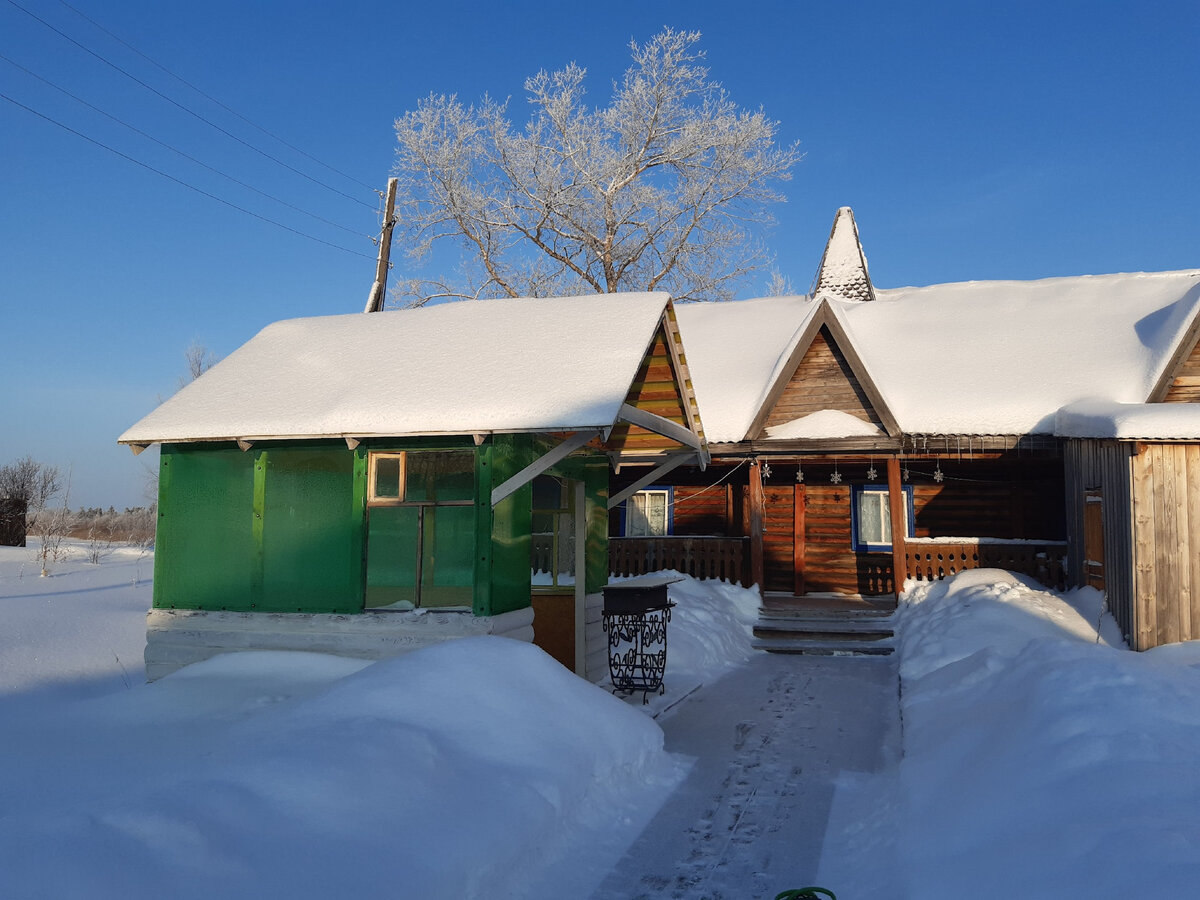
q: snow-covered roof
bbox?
[1055,398,1200,440]
[765,410,886,441]
[812,207,875,303]
[676,270,1200,442]
[121,293,675,444]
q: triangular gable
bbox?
[1150,308,1200,402]
[744,299,898,441]
[606,304,708,464]
[811,207,876,303]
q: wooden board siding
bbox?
[764,486,795,592]
[1130,442,1200,649]
[671,484,733,535]
[760,326,883,434]
[1162,338,1200,402]
[798,483,893,595]
[607,324,691,456]
[1063,439,1135,643]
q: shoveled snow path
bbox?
[589,654,901,899]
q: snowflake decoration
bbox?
[795,466,804,483]
[866,465,878,481]
[830,470,843,484]
[933,464,944,483]
[902,466,910,482]
[761,462,772,480]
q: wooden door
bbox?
[1083,488,1105,590]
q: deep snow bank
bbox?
[892,569,1200,899]
[0,637,674,899]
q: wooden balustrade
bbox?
[905,540,1067,590]
[609,536,748,585]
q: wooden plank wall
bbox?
[910,459,1064,539]
[762,327,883,433]
[1131,443,1200,649]
[1163,340,1200,401]
[609,325,689,456]
[672,484,733,535]
[1063,439,1135,643]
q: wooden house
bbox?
[1059,400,1200,649]
[610,208,1200,649]
[120,292,707,680]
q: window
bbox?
[364,450,476,610]
[531,474,577,589]
[623,488,672,537]
[368,452,406,503]
[850,485,913,552]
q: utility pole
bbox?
[363,177,398,313]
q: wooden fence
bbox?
[905,540,1067,590]
[609,536,747,584]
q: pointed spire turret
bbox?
[811,207,876,302]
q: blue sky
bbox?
[2,0,1197,509]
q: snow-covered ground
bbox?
[3,542,1199,898]
[820,569,1200,898]
[0,543,752,899]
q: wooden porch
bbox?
[608,536,1067,592]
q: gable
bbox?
[1160,335,1200,402]
[759,325,885,435]
[606,316,706,460]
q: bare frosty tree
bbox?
[0,455,61,509]
[179,342,217,388]
[763,268,794,296]
[391,28,800,307]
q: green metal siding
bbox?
[260,447,361,612]
[487,434,534,616]
[154,444,256,610]
[154,435,608,618]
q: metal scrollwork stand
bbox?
[603,602,674,704]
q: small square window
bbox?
[624,489,672,537]
[368,453,406,504]
[851,485,912,552]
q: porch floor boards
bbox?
[755,592,896,655]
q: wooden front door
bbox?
[1083,488,1105,590]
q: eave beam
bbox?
[490,430,599,508]
[607,453,693,510]
[617,403,709,468]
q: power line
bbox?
[3,0,378,211]
[0,52,373,241]
[54,0,380,196]
[0,90,377,261]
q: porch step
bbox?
[752,638,895,656]
[754,618,895,641]
[753,600,897,656]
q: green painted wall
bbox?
[154,435,608,617]
[486,434,534,616]
[156,442,362,613]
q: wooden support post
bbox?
[793,482,806,596]
[887,456,907,599]
[749,458,765,597]
[363,177,398,313]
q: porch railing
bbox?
[905,539,1068,590]
[609,536,748,585]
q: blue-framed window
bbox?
[850,484,913,552]
[620,487,674,537]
